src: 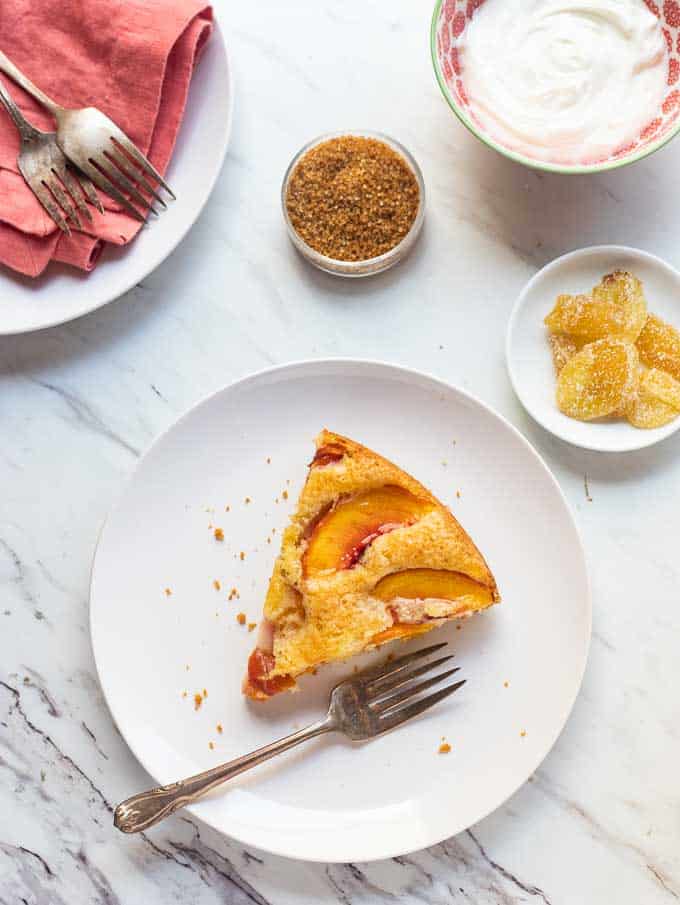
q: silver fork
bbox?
[0,49,175,223]
[114,642,465,834]
[0,77,103,234]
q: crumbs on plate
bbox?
[214,527,224,541]
[237,612,246,625]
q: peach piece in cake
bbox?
[303,486,434,576]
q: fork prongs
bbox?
[31,179,71,234]
[370,662,460,711]
[378,679,467,732]
[105,147,167,208]
[91,155,158,217]
[111,136,175,200]
[74,170,104,214]
[76,157,146,223]
[359,642,449,689]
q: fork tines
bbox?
[75,137,175,224]
[362,643,466,730]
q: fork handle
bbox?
[113,716,335,834]
[0,77,41,141]
[0,49,61,114]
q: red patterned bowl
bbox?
[431,0,680,173]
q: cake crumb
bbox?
[213,579,221,591]
[504,681,509,688]
[438,742,452,754]
[456,624,462,631]
[237,612,246,625]
[181,691,187,698]
[520,730,527,738]
[203,688,208,698]
[209,741,215,750]
[225,505,231,512]
[185,664,191,671]
[164,588,172,597]
[267,537,271,544]
[216,724,223,734]
[456,490,461,499]
[228,587,240,601]
[239,551,246,561]
[193,693,204,711]
[282,490,289,500]
[266,457,271,464]
[245,497,252,504]
[248,622,257,632]
[214,527,224,541]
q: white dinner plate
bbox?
[90,360,591,862]
[0,22,232,336]
[507,245,680,453]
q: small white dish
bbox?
[90,360,590,862]
[507,245,680,453]
[0,22,233,335]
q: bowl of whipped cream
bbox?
[431,0,680,173]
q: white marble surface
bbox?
[1,1,679,902]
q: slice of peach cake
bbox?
[243,430,499,699]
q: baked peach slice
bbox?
[373,568,495,606]
[303,486,433,576]
[369,570,495,644]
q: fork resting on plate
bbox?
[114,642,465,833]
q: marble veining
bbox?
[1,0,679,902]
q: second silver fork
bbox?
[0,77,102,234]
[114,642,465,834]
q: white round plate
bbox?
[0,22,232,336]
[90,360,591,862]
[507,245,680,453]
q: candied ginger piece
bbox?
[626,392,678,429]
[545,271,647,343]
[640,368,680,411]
[636,314,680,381]
[549,334,580,375]
[556,339,639,421]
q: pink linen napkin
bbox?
[0,0,213,277]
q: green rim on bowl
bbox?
[429,0,680,175]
